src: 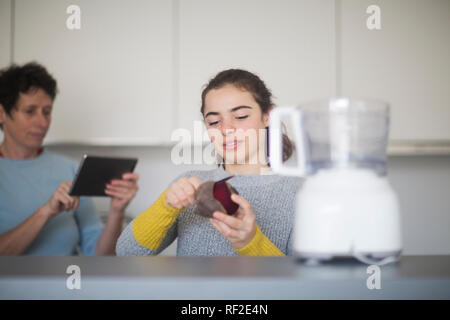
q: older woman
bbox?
[0,62,138,255]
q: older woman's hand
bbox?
[42,181,80,218]
[209,193,257,249]
[105,173,139,214]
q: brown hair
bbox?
[0,62,57,130]
[200,69,294,164]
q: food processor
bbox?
[269,98,402,265]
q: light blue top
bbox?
[0,150,104,255]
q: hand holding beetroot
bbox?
[194,176,239,218]
[165,175,257,249]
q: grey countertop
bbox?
[0,255,449,299]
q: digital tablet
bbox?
[69,154,138,196]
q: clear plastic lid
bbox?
[301,98,390,176]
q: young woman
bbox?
[117,69,301,256]
[0,62,139,255]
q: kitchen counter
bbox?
[0,255,449,299]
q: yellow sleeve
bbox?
[132,189,183,250]
[234,225,285,256]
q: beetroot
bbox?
[194,176,239,218]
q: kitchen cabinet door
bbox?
[0,0,11,68]
[177,0,336,141]
[340,0,450,142]
[14,0,175,145]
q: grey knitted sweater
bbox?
[116,166,302,256]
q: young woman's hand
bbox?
[209,193,257,249]
[105,173,139,214]
[165,177,203,209]
[42,181,80,218]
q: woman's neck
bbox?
[0,140,39,159]
[223,162,271,175]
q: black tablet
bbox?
[69,154,138,196]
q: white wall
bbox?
[46,145,450,256]
[0,0,10,67]
[388,155,450,255]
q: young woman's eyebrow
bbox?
[17,104,37,110]
[204,105,252,119]
[204,111,219,119]
[231,105,252,112]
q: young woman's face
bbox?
[203,84,270,165]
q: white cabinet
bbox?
[7,0,450,150]
[0,0,11,68]
[0,0,10,143]
[177,0,336,138]
[340,0,450,142]
[13,0,175,145]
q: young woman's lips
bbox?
[223,140,242,150]
[30,132,46,139]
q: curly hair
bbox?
[0,62,57,129]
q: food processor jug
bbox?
[269,98,402,264]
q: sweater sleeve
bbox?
[234,225,285,256]
[116,189,183,256]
